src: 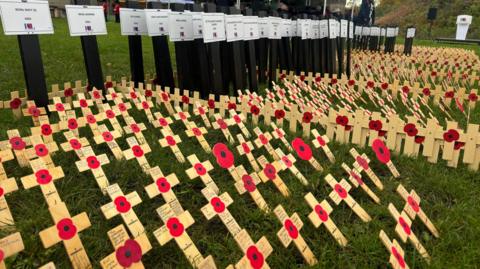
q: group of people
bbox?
[102,0,121,23]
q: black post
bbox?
[227,7,246,92]
[269,11,281,83]
[346,20,352,78]
[204,3,225,95]
[256,11,268,84]
[192,4,211,97]
[126,1,145,86]
[404,26,415,55]
[244,8,258,91]
[171,3,193,90]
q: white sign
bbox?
[243,16,259,40]
[395,27,399,36]
[268,16,281,39]
[370,26,380,36]
[280,19,291,37]
[349,21,354,38]
[202,13,225,43]
[362,26,370,36]
[225,14,244,42]
[381,28,386,37]
[406,28,416,38]
[168,11,193,41]
[258,17,268,38]
[386,27,394,37]
[290,20,297,37]
[0,0,53,35]
[65,5,106,37]
[328,19,338,38]
[299,19,310,40]
[120,8,147,36]
[319,20,328,39]
[145,9,169,37]
[355,25,362,36]
[311,20,319,39]
[192,12,203,39]
[340,19,347,38]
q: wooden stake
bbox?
[236,134,260,172]
[257,155,290,197]
[21,158,64,207]
[75,146,110,194]
[379,230,410,269]
[350,148,383,190]
[185,154,219,194]
[145,166,184,215]
[0,232,24,268]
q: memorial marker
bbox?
[145,166,184,215]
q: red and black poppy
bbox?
[9,98,21,109]
[468,92,478,102]
[300,75,305,81]
[444,91,454,98]
[158,118,168,127]
[130,91,138,99]
[250,105,260,115]
[182,95,190,104]
[92,90,101,99]
[314,204,329,222]
[258,134,268,145]
[407,196,420,212]
[178,112,187,121]
[334,184,348,199]
[391,247,406,269]
[141,101,150,110]
[210,197,225,213]
[242,174,256,192]
[372,139,391,164]
[263,164,277,180]
[348,79,355,86]
[228,102,237,111]
[216,118,228,129]
[443,129,459,143]
[431,71,437,77]
[79,99,88,108]
[454,141,465,150]
[398,217,411,235]
[102,132,114,142]
[292,138,313,161]
[105,81,113,89]
[194,163,207,176]
[105,110,115,119]
[161,92,170,102]
[68,119,78,130]
[367,81,375,88]
[414,136,425,144]
[192,128,202,137]
[381,83,389,90]
[114,196,131,213]
[41,124,52,136]
[9,137,26,150]
[315,76,321,82]
[241,143,251,154]
[130,124,141,133]
[35,169,52,184]
[212,143,234,169]
[208,99,215,109]
[350,171,363,185]
[422,88,431,96]
[28,106,40,117]
[335,115,349,126]
[403,123,418,137]
[86,156,100,169]
[355,156,369,170]
[55,103,65,112]
[330,78,338,85]
[64,88,73,97]
[281,156,292,168]
[156,177,171,193]
[56,218,77,240]
[369,120,382,131]
[316,135,326,147]
[166,217,184,237]
[246,245,264,269]
[115,239,143,267]
[197,106,206,115]
[274,110,285,120]
[165,136,176,146]
[34,144,49,157]
[402,86,410,94]
[69,139,82,150]
[132,145,144,157]
[302,112,313,124]
[233,115,242,124]
[284,219,299,239]
[145,89,153,97]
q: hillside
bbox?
[376,0,480,39]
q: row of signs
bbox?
[354,26,404,38]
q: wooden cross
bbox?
[75,146,110,194]
[124,136,152,172]
[159,130,185,163]
[304,192,348,246]
[257,155,290,197]
[112,98,132,120]
[311,129,336,163]
[379,230,410,269]
[31,116,61,144]
[341,163,380,204]
[273,204,317,266]
[48,97,71,122]
[286,104,302,133]
[233,229,273,269]
[157,89,175,115]
[101,183,145,237]
[94,125,123,160]
[253,128,280,161]
[25,135,58,168]
[261,100,275,126]
[212,114,235,144]
[388,203,431,263]
[233,165,270,213]
[173,106,192,129]
[170,88,182,108]
[324,174,371,222]
[200,187,242,238]
[270,122,293,152]
[100,103,123,135]
[421,118,444,163]
[194,101,212,128]
[88,88,105,106]
[105,87,124,102]
[185,122,212,153]
[58,110,86,137]
[72,93,94,115]
[0,151,18,227]
[2,130,31,167]
[125,88,140,104]
[462,124,480,171]
[207,94,220,117]
[185,154,220,194]
[350,110,369,147]
[153,204,217,268]
[123,116,149,147]
[0,232,24,268]
[236,134,260,172]
[152,112,174,134]
[144,166,184,215]
[349,148,383,190]
[396,184,439,238]
[81,108,105,137]
[100,224,152,269]
[22,100,47,126]
[274,148,308,186]
[371,139,400,178]
[135,96,155,123]
[60,131,90,159]
[4,91,24,118]
[229,109,251,138]
[39,202,92,269]
[21,158,64,207]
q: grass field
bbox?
[0,19,479,268]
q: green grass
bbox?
[0,19,479,269]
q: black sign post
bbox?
[204,3,225,95]
[244,8,258,91]
[255,10,268,84]
[126,1,145,87]
[192,4,210,97]
[227,7,246,93]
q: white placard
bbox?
[0,0,53,35]
[258,17,268,38]
[120,8,147,36]
[362,26,370,36]
[65,5,106,36]
[290,19,297,37]
[386,27,394,37]
[319,20,328,39]
[349,21,354,38]
[381,28,386,37]
[395,27,399,36]
[370,26,380,36]
[280,19,291,37]
[225,14,244,42]
[145,9,170,37]
[243,16,259,40]
[311,20,319,39]
[340,19,347,38]
[202,13,225,43]
[406,28,416,38]
[299,19,310,40]
[168,11,193,41]
[192,12,203,39]
[268,16,281,39]
[328,19,338,38]
[355,25,362,36]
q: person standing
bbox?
[114,2,120,23]
[102,1,108,22]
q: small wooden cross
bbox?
[341,162,380,203]
[101,183,145,237]
[170,88,182,108]
[144,166,184,215]
[88,88,105,106]
[100,103,123,135]
[286,104,302,133]
[257,155,290,197]
[185,154,219,194]
[58,111,86,138]
[304,192,348,246]
[4,91,24,118]
[274,148,308,186]
[3,130,31,167]
[233,165,270,213]
[379,230,410,269]
[123,116,149,147]
[311,129,335,163]
[349,148,383,190]
[153,204,217,268]
[233,229,273,269]
[105,87,124,102]
[173,106,192,129]
[261,100,275,126]
[72,93,94,115]
[212,114,235,144]
[22,100,47,126]
[81,108,105,137]
[396,184,439,238]
[229,109,251,138]
[185,122,212,153]
[371,139,400,178]
[25,135,58,168]
[462,124,480,170]
[48,97,72,122]
[273,204,318,266]
[270,122,293,152]
[152,112,174,134]
[39,202,92,269]
[324,174,371,222]
[112,98,132,120]
[135,96,155,123]
[75,146,110,194]
[100,224,152,269]
[60,131,90,159]
[207,94,220,117]
[94,125,123,160]
[0,153,18,227]
[157,89,175,115]
[158,130,185,163]
[0,232,24,268]
[125,88,140,104]
[236,134,260,172]
[253,128,280,161]
[124,136,152,172]
[194,101,212,128]
[30,116,61,144]
[388,203,431,263]
[21,158,64,207]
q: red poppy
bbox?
[334,184,348,199]
[250,105,260,115]
[198,106,206,115]
[132,145,144,157]
[302,112,313,124]
[401,86,410,94]
[398,217,411,235]
[182,95,190,104]
[41,124,52,136]
[210,197,225,213]
[145,89,153,97]
[194,163,207,176]
[348,79,355,86]
[379,130,387,137]
[233,115,242,124]
[292,138,312,161]
[422,88,431,96]
[454,141,465,150]
[161,92,170,102]
[208,99,215,109]
[86,114,96,124]
[165,136,176,146]
[443,129,459,143]
[275,109,285,119]
[444,91,454,98]
[9,137,26,150]
[367,81,375,88]
[213,143,234,169]
[468,92,478,102]
[246,245,264,269]
[414,136,425,144]
[64,88,73,97]
[111,93,118,100]
[79,99,88,108]
[330,78,338,85]
[178,112,187,120]
[315,76,321,82]
[281,156,292,168]
[55,103,65,112]
[407,196,420,212]
[0,187,3,197]
[355,156,369,170]
[156,177,171,193]
[280,73,286,80]
[431,71,437,77]
[86,156,100,169]
[158,118,168,127]
[115,239,143,267]
[372,139,391,164]
[316,135,326,146]
[263,164,277,180]
[369,120,382,131]
[141,101,150,110]
[242,174,256,192]
[56,218,77,240]
[130,124,141,133]
[114,196,131,213]
[300,75,305,81]
[9,98,21,109]
[403,124,418,137]
[34,144,49,157]
[69,139,82,150]
[92,90,101,99]
[258,134,268,145]
[102,131,113,142]
[105,110,115,119]
[130,91,138,99]
[241,143,251,154]
[350,171,363,185]
[284,219,299,239]
[228,102,237,111]
[391,247,406,269]
[274,128,284,138]
[68,119,78,130]
[336,115,349,126]
[216,119,228,130]
[166,217,184,237]
[314,204,329,222]
[192,127,202,137]
[35,169,52,184]
[381,83,388,90]
[28,106,40,117]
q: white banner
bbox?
[0,0,53,35]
